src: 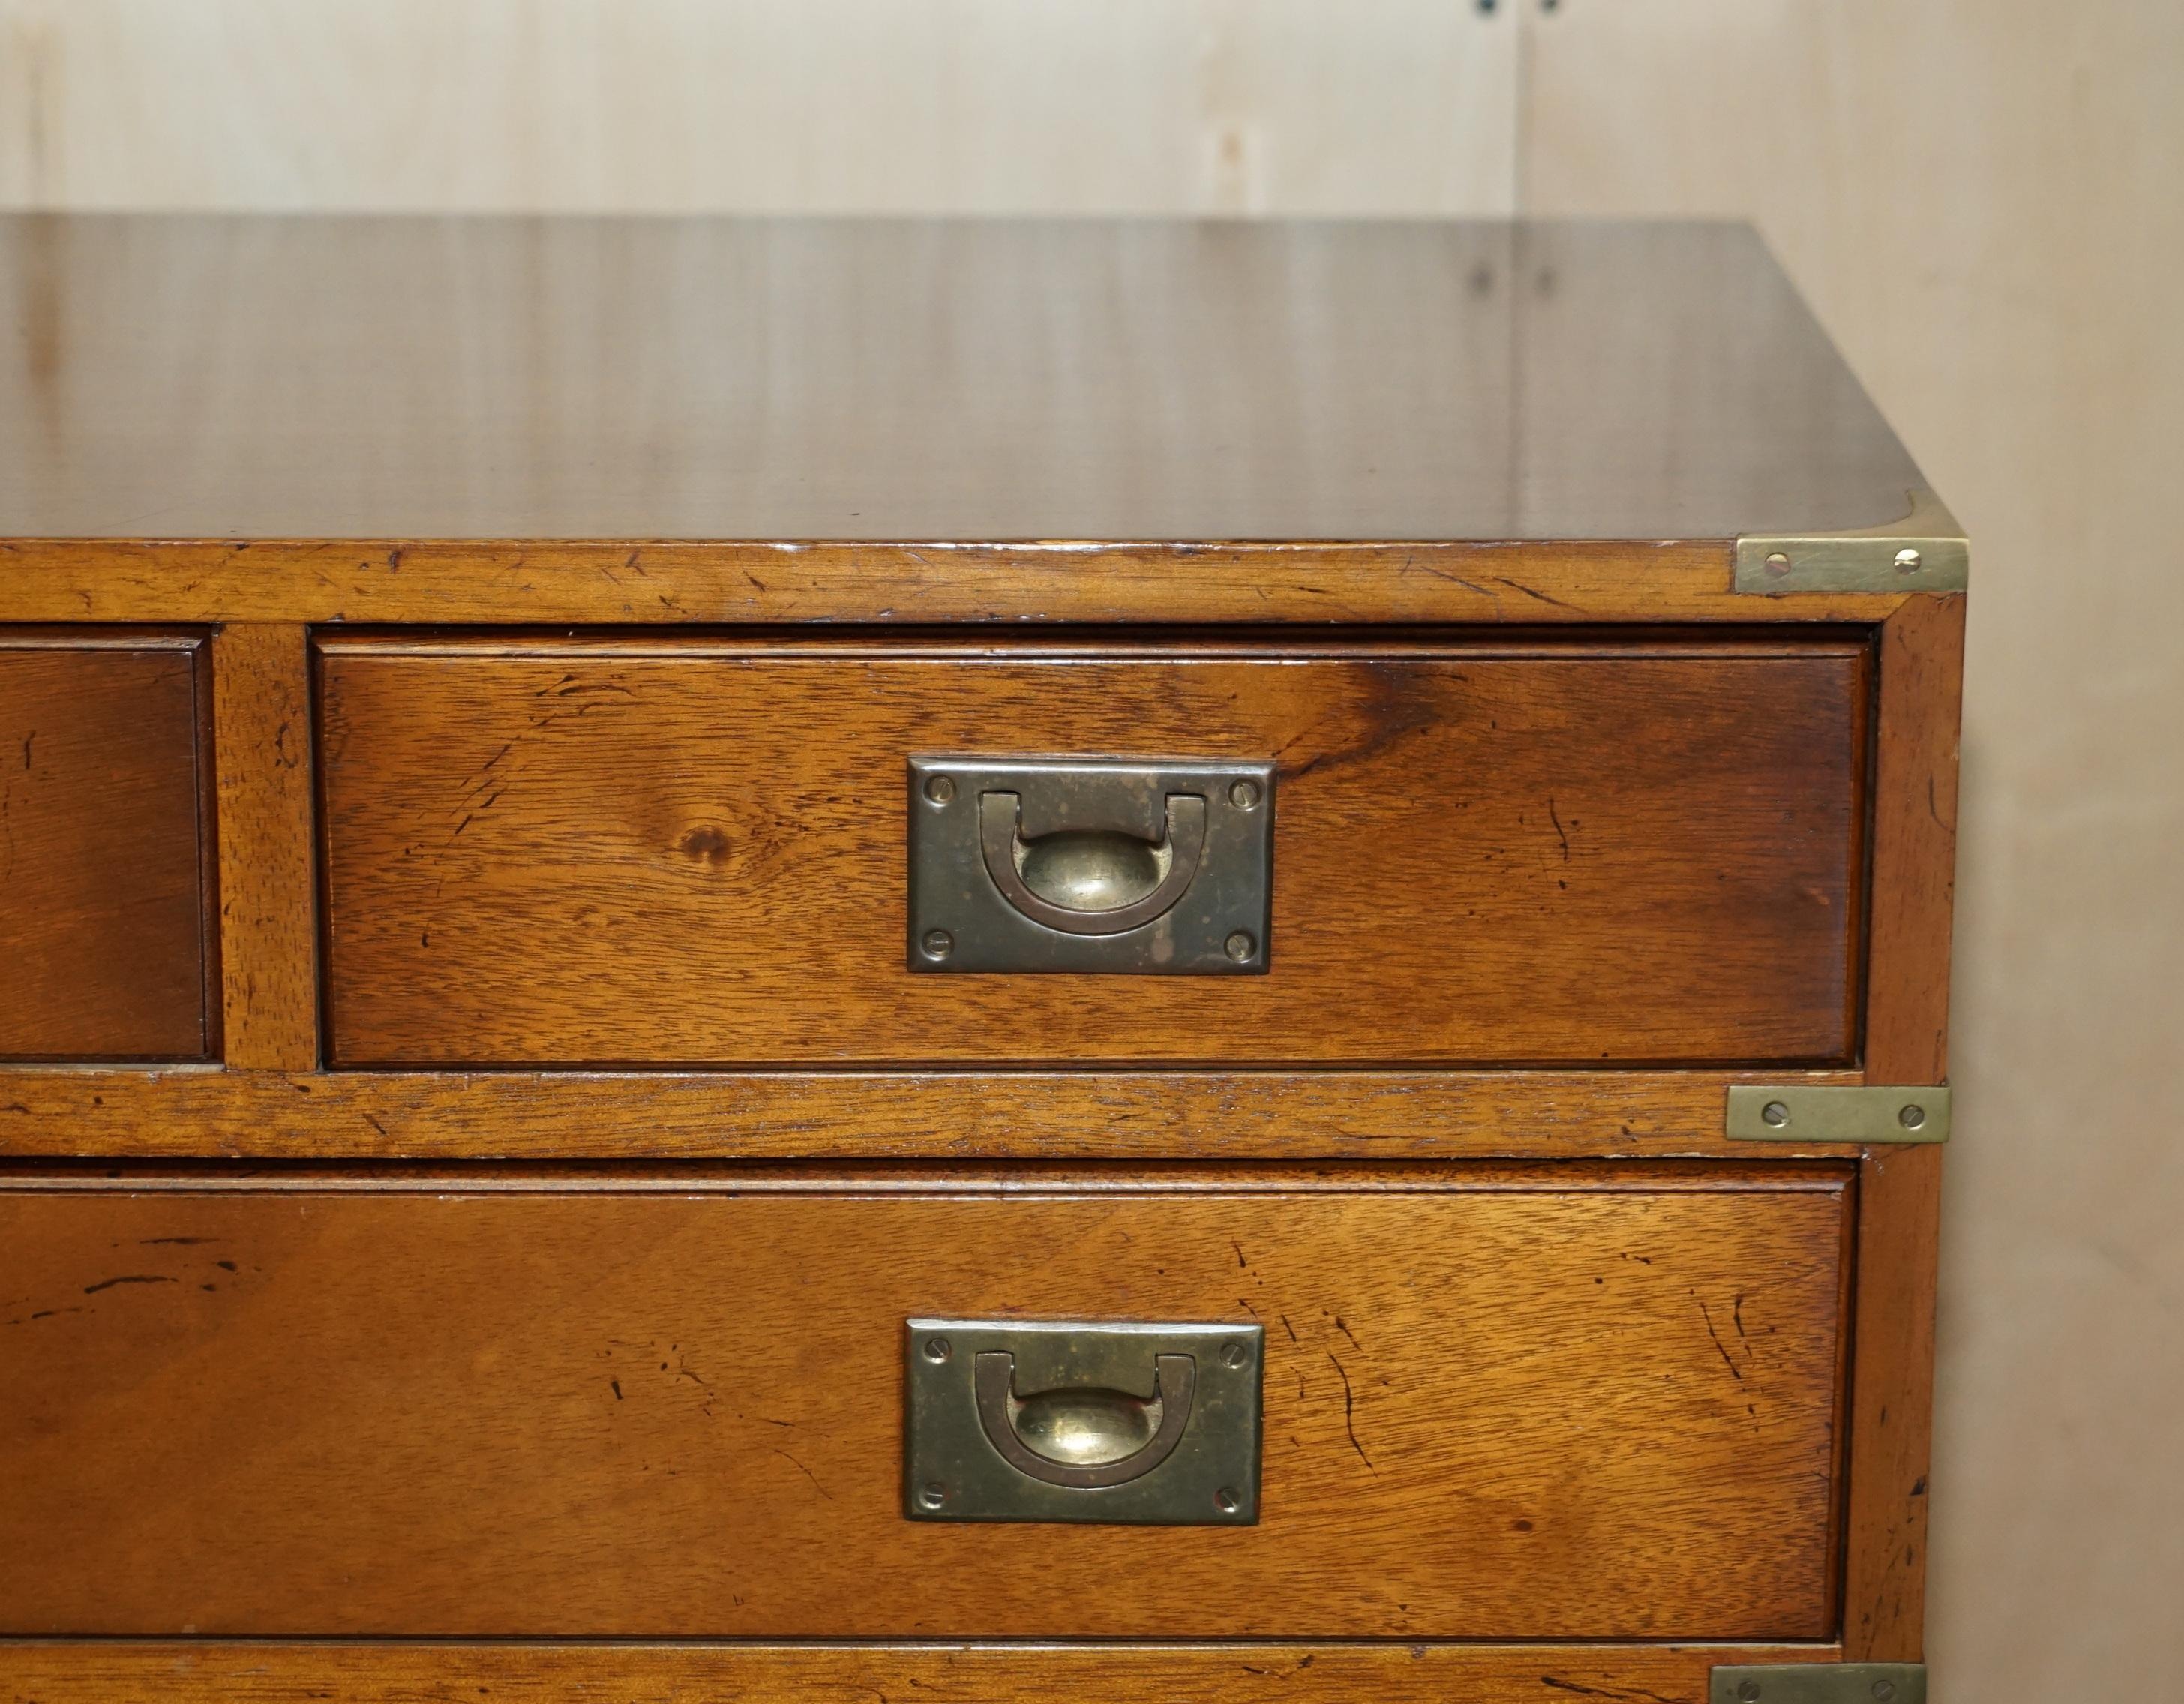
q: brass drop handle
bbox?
[977,790,1208,937]
[974,1350,1197,1490]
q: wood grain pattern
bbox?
[318,636,1870,1067]
[1864,599,1965,1086]
[0,1066,1862,1161]
[1842,596,1964,1661]
[0,1640,1842,1702]
[0,536,1937,628]
[212,623,318,1068]
[0,1165,1852,1639]
[0,629,212,1059]
[0,218,1920,544]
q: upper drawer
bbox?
[0,632,212,1060]
[319,635,1869,1067]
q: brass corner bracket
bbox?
[1711,1663,1926,1704]
[1736,487,1968,595]
[1726,1084,1951,1145]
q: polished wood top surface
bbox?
[0,216,1924,544]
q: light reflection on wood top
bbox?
[0,216,1925,542]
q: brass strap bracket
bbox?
[1736,487,1968,595]
[1711,1662,1926,1704]
[1726,1084,1950,1144]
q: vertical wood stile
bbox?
[211,622,319,1070]
[1844,595,1964,1660]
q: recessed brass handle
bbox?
[974,1349,1197,1489]
[907,758,1272,976]
[977,790,1207,937]
[904,1318,1260,1522]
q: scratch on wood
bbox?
[1492,576,1579,610]
[1327,1350,1376,1472]
[1695,1296,1744,1382]
[772,1446,836,1501]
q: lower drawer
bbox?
[0,1164,1850,1639]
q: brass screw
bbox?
[1765,551,1793,578]
[1899,1103,1928,1130]
[922,928,955,959]
[1761,1100,1791,1128]
[1228,778,1263,811]
[918,1481,946,1510]
[1225,930,1256,962]
[1221,1340,1250,1369]
[1214,1486,1241,1514]
[1894,548,1924,574]
[922,1336,952,1363]
[923,774,957,806]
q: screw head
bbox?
[917,1481,946,1510]
[1227,778,1263,811]
[923,773,956,806]
[1765,550,1793,578]
[1225,930,1257,963]
[922,1336,952,1363]
[1214,1486,1241,1514]
[1872,1683,1897,1703]
[1894,548,1924,574]
[1737,1682,1762,1704]
[1220,1340,1250,1370]
[921,928,954,960]
[1761,1100,1791,1128]
[1898,1103,1928,1130]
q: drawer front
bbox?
[0,633,212,1059]
[0,1166,1850,1638]
[319,637,1868,1066]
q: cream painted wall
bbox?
[2,4,2177,1696]
[1520,8,2184,1697]
[0,0,1517,214]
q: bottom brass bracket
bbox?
[1711,1663,1927,1704]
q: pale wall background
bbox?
[2,3,2177,1696]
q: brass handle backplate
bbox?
[907,756,1274,974]
[904,1319,1264,1525]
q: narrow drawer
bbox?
[0,632,212,1059]
[0,1164,1850,1639]
[318,634,1870,1066]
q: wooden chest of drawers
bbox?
[0,217,1961,1704]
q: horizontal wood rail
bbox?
[0,1640,1846,1702]
[0,1066,1863,1160]
[0,537,1928,627]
